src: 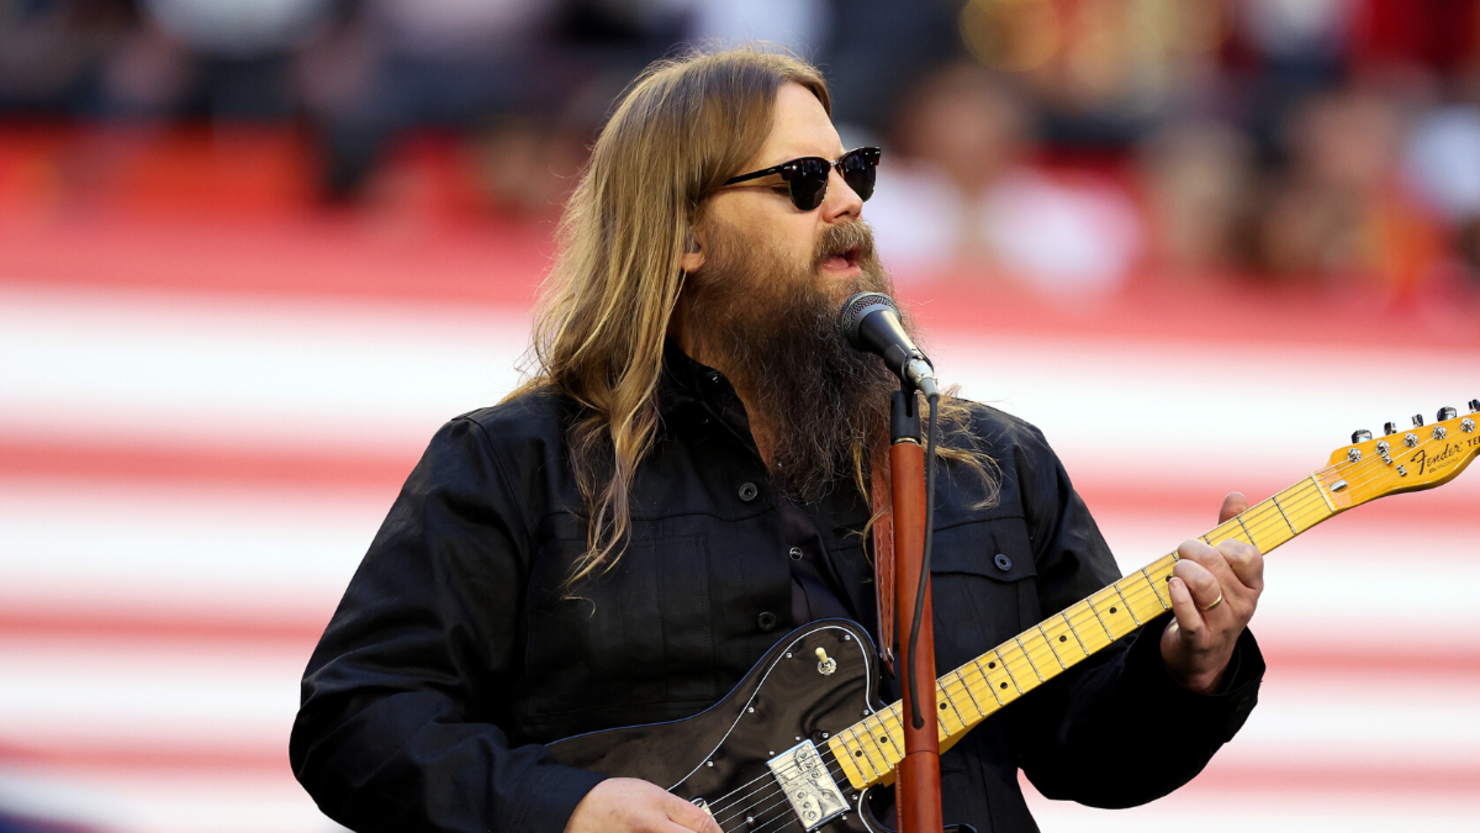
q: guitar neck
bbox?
[826,473,1341,790]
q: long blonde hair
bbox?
[511,47,995,586]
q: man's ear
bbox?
[679,229,705,273]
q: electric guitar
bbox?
[548,404,1480,833]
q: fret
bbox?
[840,726,881,782]
[886,702,905,737]
[1024,629,1060,677]
[1013,636,1046,682]
[876,707,904,755]
[1285,482,1332,531]
[1241,503,1289,549]
[848,725,885,779]
[1235,515,1257,548]
[971,658,1006,707]
[1004,642,1044,695]
[954,669,986,717]
[1084,595,1116,642]
[1037,623,1070,668]
[844,716,891,784]
[1140,566,1171,610]
[1270,494,1297,534]
[835,461,1371,792]
[1122,569,1169,623]
[983,650,1023,697]
[828,736,865,789]
[1060,611,1092,656]
[1064,602,1113,652]
[936,681,963,734]
[1088,588,1134,641]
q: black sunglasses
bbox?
[722,146,881,211]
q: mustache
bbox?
[814,220,877,266]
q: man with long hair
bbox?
[291,47,1266,833]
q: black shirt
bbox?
[291,348,1263,833]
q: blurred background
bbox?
[1,1,1478,831]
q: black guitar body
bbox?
[548,619,892,833]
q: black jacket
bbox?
[291,353,1262,832]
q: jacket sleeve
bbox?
[289,417,607,832]
[1002,421,1264,807]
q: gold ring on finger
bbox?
[1198,593,1224,612]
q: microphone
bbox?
[839,292,939,398]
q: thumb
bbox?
[666,794,724,833]
[1218,491,1248,524]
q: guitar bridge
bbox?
[767,740,848,831]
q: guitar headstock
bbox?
[1317,402,1480,510]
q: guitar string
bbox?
[744,805,803,833]
[709,750,862,833]
[732,446,1383,814]
[723,784,815,833]
[712,443,1424,832]
[708,767,826,829]
[693,426,1469,827]
[927,429,1459,721]
[855,431,1451,770]
[708,749,855,829]
[832,436,1425,770]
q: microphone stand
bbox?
[889,386,943,833]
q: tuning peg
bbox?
[1470,399,1480,413]
[1384,421,1398,435]
[1351,429,1372,443]
[1412,414,1425,428]
[1438,407,1458,421]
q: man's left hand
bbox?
[1160,491,1264,694]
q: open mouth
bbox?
[821,245,860,272]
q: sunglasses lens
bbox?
[841,149,879,202]
[788,158,831,211]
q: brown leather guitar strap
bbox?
[869,456,896,677]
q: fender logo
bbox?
[1409,442,1463,476]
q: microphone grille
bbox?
[838,292,899,348]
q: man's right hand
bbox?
[564,777,724,833]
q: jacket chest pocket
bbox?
[523,535,720,725]
[927,517,1040,673]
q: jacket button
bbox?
[994,553,1013,571]
[738,482,759,502]
[757,611,778,631]
[788,546,804,561]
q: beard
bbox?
[683,218,909,503]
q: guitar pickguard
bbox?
[548,619,885,832]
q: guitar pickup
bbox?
[767,740,848,831]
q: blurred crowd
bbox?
[5,0,1480,300]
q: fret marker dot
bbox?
[1109,607,1118,614]
[1000,682,1008,689]
[855,750,863,757]
[1059,635,1067,642]
[940,702,948,710]
[988,661,996,669]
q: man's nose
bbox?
[820,168,864,222]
